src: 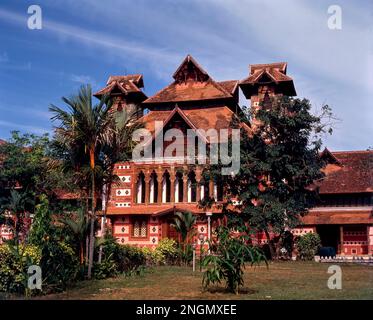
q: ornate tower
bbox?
[94,74,147,117]
[239,62,296,112]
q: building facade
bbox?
[1,56,372,256]
[93,55,373,256]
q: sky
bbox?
[0,0,372,151]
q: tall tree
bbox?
[220,96,334,258]
[50,86,142,278]
[50,85,114,279]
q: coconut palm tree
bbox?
[50,84,114,279]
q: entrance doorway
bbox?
[316,225,340,254]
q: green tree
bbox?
[50,85,142,278]
[0,190,33,239]
[225,96,333,258]
[50,84,114,279]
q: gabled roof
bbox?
[217,80,239,95]
[320,147,341,165]
[143,55,237,105]
[93,74,147,99]
[240,61,296,98]
[139,106,237,137]
[318,150,373,194]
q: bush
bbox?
[202,225,266,294]
[0,243,41,294]
[93,254,118,280]
[155,238,179,265]
[95,236,147,277]
[296,233,321,260]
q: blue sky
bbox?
[0,0,372,150]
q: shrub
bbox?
[202,225,266,294]
[38,240,79,293]
[93,254,118,280]
[155,238,179,265]
[96,236,147,276]
[0,243,41,294]
[296,233,321,260]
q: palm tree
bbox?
[172,211,196,259]
[59,209,90,265]
[98,104,142,262]
[50,84,114,279]
[50,85,142,278]
[0,189,33,240]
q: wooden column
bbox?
[157,169,163,204]
[209,179,214,199]
[145,171,150,205]
[132,170,138,204]
[170,168,175,203]
[183,175,188,203]
[339,225,344,255]
[196,168,201,202]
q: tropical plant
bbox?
[202,223,266,294]
[59,208,90,265]
[50,85,142,278]
[0,190,33,239]
[296,232,321,260]
[171,212,196,263]
[50,84,115,279]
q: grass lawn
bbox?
[37,261,373,300]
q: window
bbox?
[132,218,148,238]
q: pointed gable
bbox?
[143,55,237,105]
[173,55,209,83]
[93,74,147,100]
[240,62,296,98]
[320,147,341,165]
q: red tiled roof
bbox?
[143,55,237,104]
[318,150,373,194]
[217,80,239,95]
[93,74,147,99]
[302,207,373,225]
[139,106,236,134]
[106,203,223,215]
[143,79,234,104]
[240,61,296,97]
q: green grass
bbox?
[36,261,373,300]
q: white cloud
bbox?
[70,74,96,86]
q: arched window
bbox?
[136,171,146,204]
[162,171,171,203]
[149,171,158,204]
[175,171,184,203]
[187,171,197,202]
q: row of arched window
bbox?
[135,170,223,204]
